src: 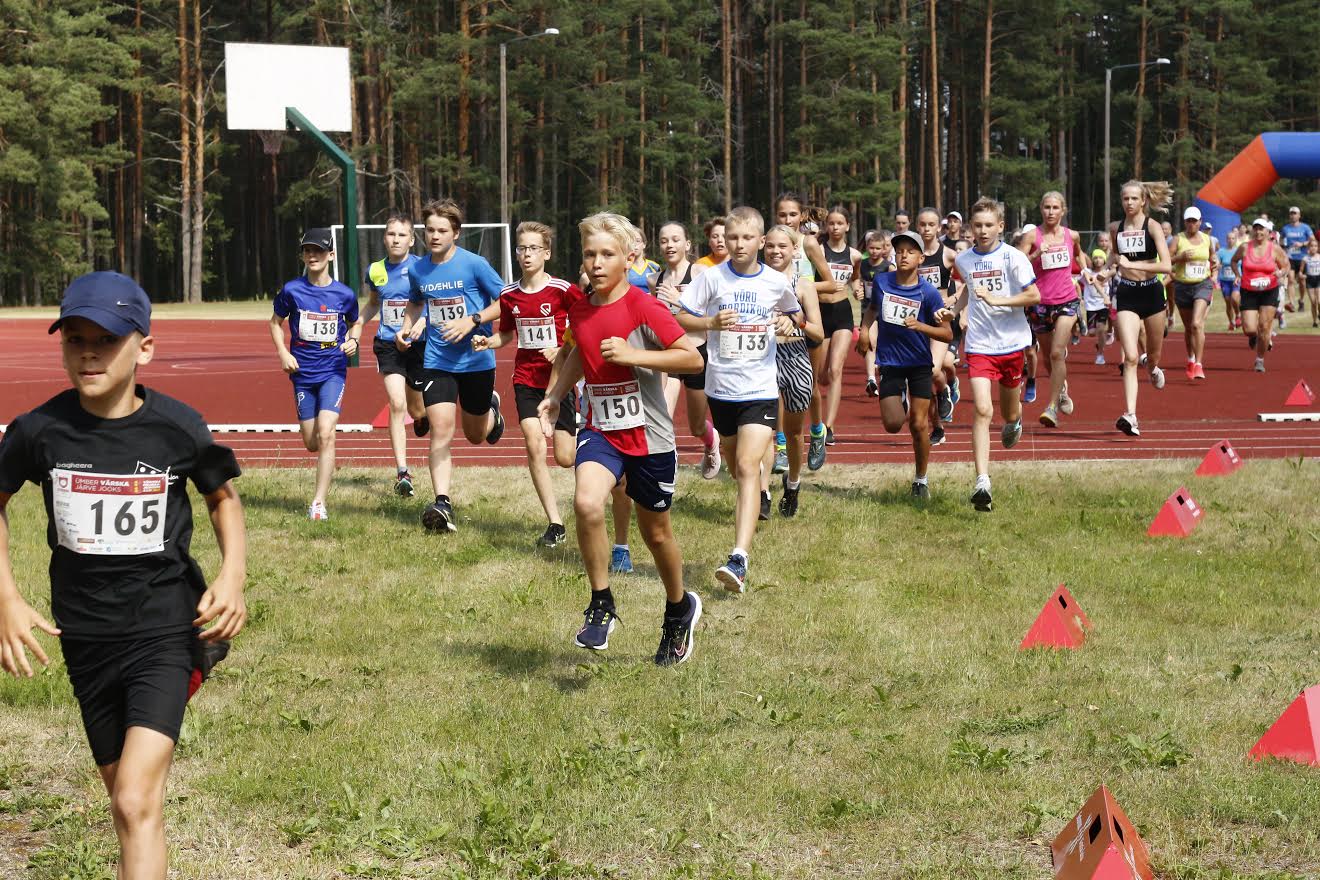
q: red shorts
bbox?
[966,350,1026,388]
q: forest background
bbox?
[1,0,1317,305]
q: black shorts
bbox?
[575,429,676,513]
[879,364,934,400]
[63,631,194,766]
[706,397,778,436]
[1240,288,1280,312]
[1086,308,1110,327]
[373,336,426,388]
[513,383,578,434]
[679,343,708,391]
[1307,275,1320,290]
[420,367,496,415]
[1289,258,1304,274]
[820,298,855,336]
[1114,278,1166,319]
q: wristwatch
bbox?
[470,314,481,327]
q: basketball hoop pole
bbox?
[286,106,360,365]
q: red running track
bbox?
[3,318,1317,469]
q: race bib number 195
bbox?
[1040,247,1071,271]
[51,469,168,556]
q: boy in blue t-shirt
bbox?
[396,198,506,533]
[269,228,362,520]
[858,230,953,499]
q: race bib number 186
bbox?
[51,469,167,556]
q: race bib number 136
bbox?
[51,469,167,556]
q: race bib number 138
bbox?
[51,469,168,556]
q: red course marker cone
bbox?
[1146,486,1203,538]
[1249,684,1320,767]
[1051,784,1153,880]
[1020,584,1092,650]
[370,405,412,429]
[1194,440,1243,477]
[1284,379,1315,406]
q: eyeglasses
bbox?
[514,245,547,254]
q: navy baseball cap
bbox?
[48,272,152,337]
[300,228,334,250]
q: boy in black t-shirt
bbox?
[0,272,247,879]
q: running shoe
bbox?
[930,425,946,447]
[308,501,328,521]
[865,377,879,397]
[759,491,771,522]
[937,387,953,422]
[807,432,826,471]
[1001,418,1023,449]
[1149,366,1165,390]
[825,427,837,447]
[1022,379,1037,403]
[610,545,633,574]
[1058,384,1074,415]
[394,471,415,497]
[778,474,799,518]
[911,480,930,500]
[1191,362,1206,380]
[1039,405,1059,428]
[702,442,722,480]
[422,497,456,532]
[1254,357,1265,373]
[189,637,230,695]
[575,601,618,650]
[1105,330,1115,346]
[1139,353,1148,367]
[1277,314,1288,329]
[971,486,993,513]
[949,375,960,407]
[1285,300,1296,313]
[1184,362,1196,380]
[538,522,567,548]
[716,553,748,594]
[485,392,505,444]
[1115,413,1140,436]
[412,415,430,438]
[1247,334,1257,349]
[771,446,788,475]
[1094,353,1106,365]
[654,591,702,667]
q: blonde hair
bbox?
[1040,190,1067,211]
[578,212,640,257]
[1121,180,1174,214]
[766,224,802,247]
[725,206,766,235]
[969,196,1005,224]
[516,220,553,250]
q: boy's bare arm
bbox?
[193,481,247,642]
[0,493,61,677]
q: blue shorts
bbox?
[293,374,346,421]
[1219,279,1237,298]
[574,429,676,513]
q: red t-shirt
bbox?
[497,277,583,388]
[568,285,685,456]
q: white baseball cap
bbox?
[946,211,962,221]
[1183,206,1201,221]
[1021,223,1037,235]
[1253,217,1274,232]
[1289,206,1301,213]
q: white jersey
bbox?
[953,243,1035,356]
[1081,267,1108,311]
[679,261,800,402]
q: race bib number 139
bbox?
[51,469,167,556]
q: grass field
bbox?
[2,459,1319,879]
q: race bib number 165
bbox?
[51,469,168,556]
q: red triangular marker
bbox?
[371,405,412,429]
[1195,440,1243,477]
[1020,584,1092,650]
[1284,379,1315,406]
[1249,684,1320,766]
[1147,487,1203,537]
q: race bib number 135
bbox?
[51,469,168,556]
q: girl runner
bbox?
[1019,192,1084,427]
[819,206,863,445]
[949,198,1041,511]
[1080,249,1113,365]
[471,222,581,546]
[1217,229,1242,330]
[695,217,728,269]
[1304,239,1320,327]
[915,208,959,445]
[1170,207,1217,380]
[1108,181,1174,436]
[627,232,661,289]
[1231,218,1289,372]
[858,230,894,397]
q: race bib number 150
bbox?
[51,469,168,556]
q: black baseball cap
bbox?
[48,271,152,337]
[300,228,334,251]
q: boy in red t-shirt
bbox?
[473,222,582,547]
[538,213,704,666]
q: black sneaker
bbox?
[971,486,993,512]
[1247,333,1257,349]
[655,591,702,667]
[824,426,837,446]
[575,601,618,650]
[865,377,879,397]
[538,522,567,547]
[394,470,415,497]
[188,635,230,698]
[930,425,946,447]
[759,490,771,521]
[422,497,457,532]
[413,415,430,438]
[778,474,799,518]
[808,432,826,470]
[912,480,930,500]
[486,392,505,444]
[937,387,953,422]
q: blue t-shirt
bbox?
[408,248,505,373]
[871,272,944,368]
[273,276,359,383]
[1216,246,1236,281]
[365,254,421,343]
[1281,223,1313,259]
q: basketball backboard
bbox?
[223,42,353,132]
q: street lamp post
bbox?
[1104,58,1171,229]
[501,28,559,232]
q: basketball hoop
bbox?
[257,129,286,156]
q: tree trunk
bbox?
[981,0,992,181]
[1175,4,1190,188]
[189,0,204,302]
[722,0,733,212]
[1133,0,1149,179]
[897,0,908,210]
[638,15,647,224]
[797,0,807,192]
[768,2,777,207]
[927,0,941,210]
[458,0,470,159]
[133,0,144,280]
[178,0,192,301]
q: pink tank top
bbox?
[1240,242,1278,292]
[1032,226,1077,305]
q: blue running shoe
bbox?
[716,553,748,594]
[610,545,633,574]
[575,602,618,650]
[949,374,961,407]
[655,591,702,666]
[1022,378,1037,404]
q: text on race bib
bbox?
[918,265,942,288]
[1184,262,1209,281]
[51,469,167,556]
[971,269,1006,296]
[1040,247,1071,271]
[1117,230,1147,255]
[1249,276,1271,290]
[718,323,771,359]
[588,381,644,432]
[516,316,558,350]
[828,262,853,283]
[381,299,409,328]
[428,296,467,325]
[298,309,339,343]
[882,293,922,326]
[1306,257,1320,275]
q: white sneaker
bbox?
[1094,353,1106,365]
[1149,366,1165,389]
[701,442,721,480]
[308,501,328,521]
[1254,357,1265,373]
[1115,413,1140,437]
[1058,382,1074,415]
[1139,353,1149,367]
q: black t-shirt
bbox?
[0,387,241,641]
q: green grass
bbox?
[2,460,1319,879]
